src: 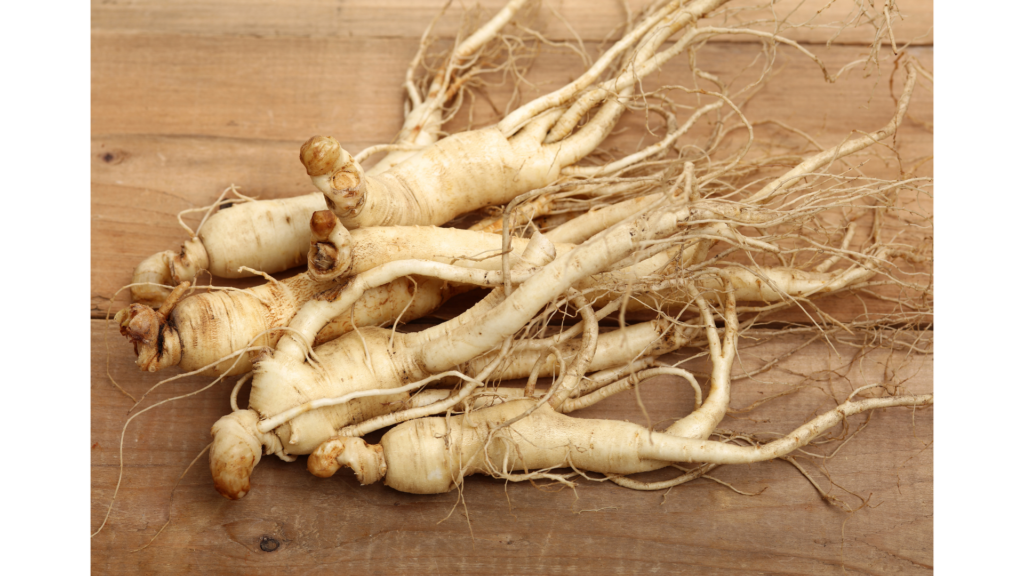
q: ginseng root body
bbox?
[117,225,576,374]
[308,394,933,494]
[297,0,731,281]
[131,194,327,306]
[209,208,691,499]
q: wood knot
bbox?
[258,535,280,552]
[98,149,129,165]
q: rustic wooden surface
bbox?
[93,322,933,574]
[92,1,933,573]
[91,0,934,317]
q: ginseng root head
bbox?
[167,238,210,286]
[309,209,339,240]
[210,410,265,500]
[306,210,354,282]
[130,250,176,307]
[300,136,365,219]
[299,135,341,177]
[113,304,182,371]
[307,436,386,485]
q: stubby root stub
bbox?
[308,437,386,485]
[329,170,360,191]
[210,411,264,500]
[309,210,338,240]
[115,304,160,348]
[300,136,341,177]
[113,304,182,371]
[311,243,339,272]
[307,439,345,478]
[306,211,354,281]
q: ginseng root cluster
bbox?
[99,0,933,537]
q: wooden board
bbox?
[91,1,934,573]
[92,322,932,574]
[90,0,934,317]
[92,0,933,45]
[91,35,934,316]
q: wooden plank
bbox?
[92,0,934,45]
[92,3,933,570]
[92,31,932,315]
[91,321,932,574]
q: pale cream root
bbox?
[467,177,664,238]
[118,271,460,376]
[745,63,919,204]
[462,319,695,381]
[210,410,284,500]
[129,2,531,307]
[98,1,935,538]
[655,286,735,438]
[130,250,177,307]
[298,0,731,234]
[370,0,531,173]
[694,261,886,304]
[301,117,585,230]
[329,245,568,439]
[306,391,931,495]
[118,225,576,375]
[129,192,327,307]
[306,212,575,283]
[636,394,934,465]
[211,207,690,498]
[402,209,689,374]
[542,7,720,144]
[276,259,540,364]
[584,252,891,317]
[496,0,727,135]
[545,194,665,245]
[201,193,327,277]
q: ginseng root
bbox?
[306,393,932,494]
[117,224,576,375]
[299,0,731,280]
[209,206,691,499]
[130,0,530,306]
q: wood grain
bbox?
[92,0,933,45]
[91,1,934,572]
[91,34,933,314]
[92,322,932,575]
